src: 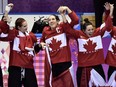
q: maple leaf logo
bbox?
[112,43,116,53]
[83,39,97,52]
[49,38,62,51]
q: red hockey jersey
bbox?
[105,26,116,67]
[0,29,37,69]
[63,15,113,67]
[40,11,79,64]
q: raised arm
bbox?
[3,3,13,23]
[0,3,14,33]
[104,3,114,31]
[62,22,80,39]
[57,6,67,23]
[0,3,15,41]
[57,6,79,27]
[103,2,113,21]
[100,2,113,36]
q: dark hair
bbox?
[1,13,5,21]
[1,13,7,22]
[15,18,26,30]
[51,14,60,21]
[81,18,92,31]
[1,15,5,21]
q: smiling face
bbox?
[18,21,28,33]
[84,25,94,37]
[48,15,59,29]
[15,18,28,33]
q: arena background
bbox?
[0,0,111,87]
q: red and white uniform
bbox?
[63,15,113,86]
[0,21,9,35]
[102,10,116,87]
[45,32,71,63]
[64,15,112,67]
[0,29,37,69]
[41,11,79,64]
[41,11,79,87]
[105,27,116,86]
[106,27,116,67]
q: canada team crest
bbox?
[45,33,67,52]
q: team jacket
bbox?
[103,10,116,67]
[0,28,37,69]
[105,26,116,67]
[40,11,79,64]
[0,21,9,34]
[63,15,113,67]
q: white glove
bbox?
[5,3,14,13]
